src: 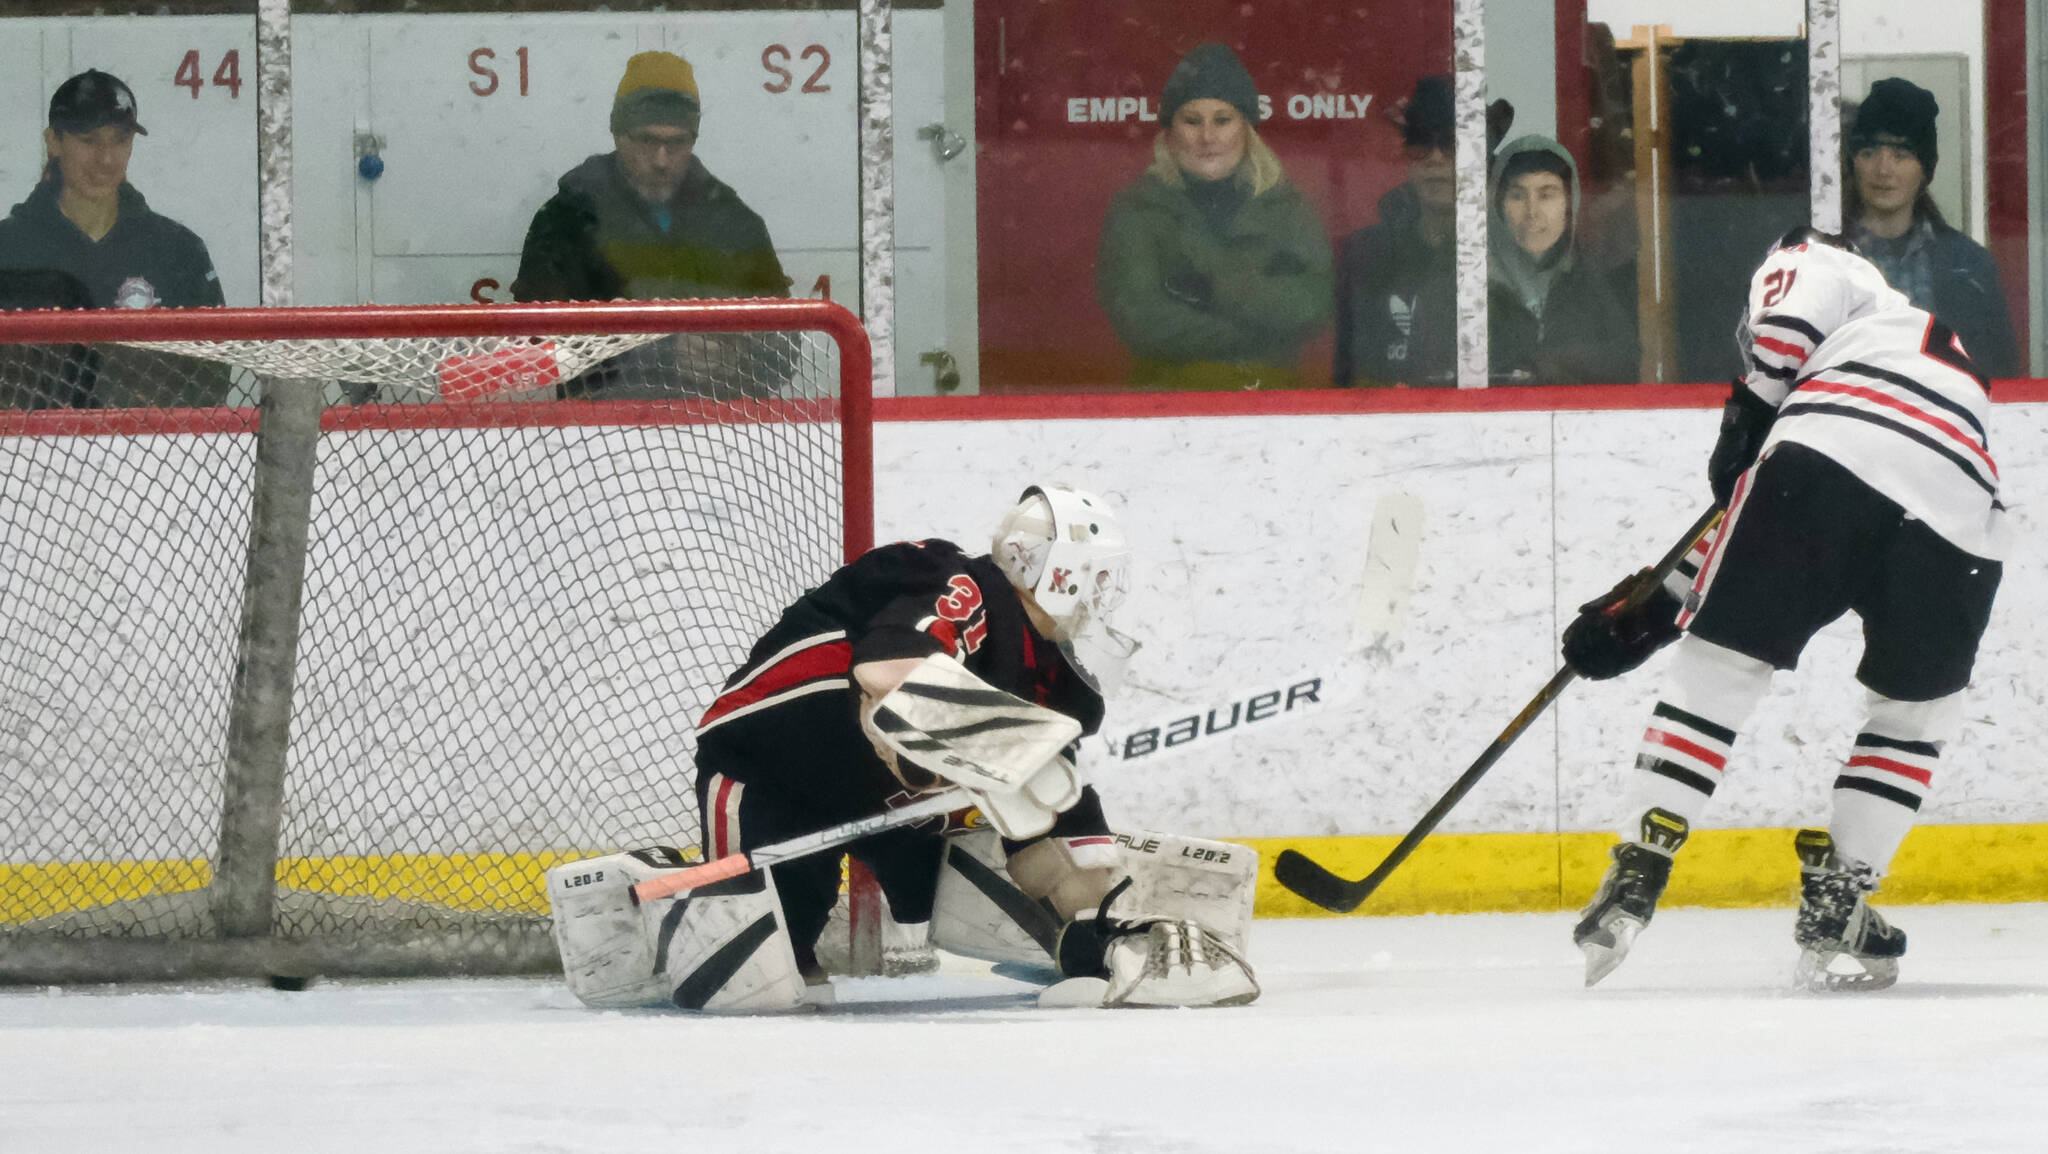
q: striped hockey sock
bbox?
[1623,702,1735,833]
[1617,636,1773,842]
[1829,690,1962,873]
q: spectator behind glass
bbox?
[1095,42,1332,391]
[1487,135,1638,385]
[0,69,228,408]
[1845,77,2018,378]
[1333,76,1514,388]
[512,50,792,400]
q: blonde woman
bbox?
[1096,43,1332,390]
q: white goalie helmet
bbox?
[992,484,1138,691]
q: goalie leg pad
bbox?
[1109,831,1257,955]
[547,847,694,1009]
[548,848,807,1013]
[1103,918,1260,1008]
[930,829,1067,968]
[657,870,808,1013]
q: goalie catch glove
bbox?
[1052,879,1260,1008]
[1561,568,1684,681]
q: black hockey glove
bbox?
[1708,381,1778,506]
[1561,568,1685,681]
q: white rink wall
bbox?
[874,402,2047,840]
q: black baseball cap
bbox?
[48,69,148,136]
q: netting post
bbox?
[212,382,321,938]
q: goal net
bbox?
[0,298,881,983]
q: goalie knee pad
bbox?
[1005,833,1120,920]
[547,848,806,1013]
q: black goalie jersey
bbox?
[692,538,1104,821]
[1735,238,2008,561]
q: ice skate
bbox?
[1792,829,1905,992]
[1575,808,1688,986]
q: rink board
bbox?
[5,385,2044,920]
[11,819,2046,925]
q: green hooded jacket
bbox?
[1096,167,1333,390]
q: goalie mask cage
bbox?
[0,298,888,984]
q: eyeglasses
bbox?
[624,130,695,155]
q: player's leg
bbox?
[1575,635,1776,983]
[698,765,844,983]
[1795,513,2004,989]
[1579,444,1865,983]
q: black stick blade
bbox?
[1273,848,1372,913]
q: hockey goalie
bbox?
[546,484,1259,1012]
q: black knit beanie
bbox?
[1850,77,1938,177]
[1403,75,1454,150]
[1160,43,1261,127]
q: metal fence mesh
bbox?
[0,306,859,980]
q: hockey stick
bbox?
[630,787,973,904]
[1274,506,1725,914]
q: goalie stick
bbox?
[1274,506,1726,914]
[630,787,972,904]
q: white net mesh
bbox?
[0,301,872,981]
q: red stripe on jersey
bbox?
[712,775,739,857]
[1846,754,1934,786]
[1678,471,1750,630]
[1644,728,1728,771]
[1755,335,1809,361]
[698,638,854,729]
[1803,378,1999,476]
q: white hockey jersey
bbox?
[1737,239,2008,560]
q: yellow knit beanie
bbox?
[612,51,701,135]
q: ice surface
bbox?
[4,905,2044,1153]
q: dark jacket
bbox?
[1853,219,2019,379]
[0,180,228,407]
[512,152,788,305]
[1486,265,1638,384]
[0,180,223,311]
[511,153,792,400]
[1333,183,1456,388]
[1096,164,1333,390]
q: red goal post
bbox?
[0,298,886,982]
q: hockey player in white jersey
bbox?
[1560,228,2006,990]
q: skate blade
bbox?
[1794,948,1899,992]
[1578,915,1643,987]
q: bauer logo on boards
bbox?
[1107,677,1323,760]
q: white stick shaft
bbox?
[630,788,972,903]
